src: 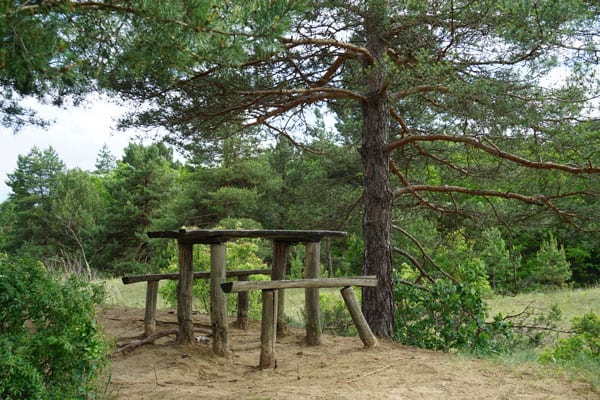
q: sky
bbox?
[0,96,166,201]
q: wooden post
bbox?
[210,243,229,356]
[236,274,249,329]
[304,242,322,345]
[272,241,289,336]
[177,242,195,343]
[259,289,278,369]
[144,280,159,337]
[340,286,377,348]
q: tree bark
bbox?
[360,2,395,338]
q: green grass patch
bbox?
[486,286,600,389]
[100,278,171,309]
[486,286,600,331]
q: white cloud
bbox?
[0,96,163,201]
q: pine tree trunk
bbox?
[360,3,395,338]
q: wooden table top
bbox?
[147,229,347,244]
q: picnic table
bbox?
[146,229,348,355]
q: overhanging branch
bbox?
[387,134,600,174]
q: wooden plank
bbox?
[121,268,271,284]
[340,286,377,348]
[177,242,195,343]
[305,242,322,345]
[259,289,278,369]
[143,280,159,337]
[210,243,229,356]
[221,276,378,293]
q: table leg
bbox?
[272,241,289,336]
[210,243,228,356]
[305,241,322,345]
[177,242,194,343]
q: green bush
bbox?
[394,278,513,355]
[0,254,108,400]
[540,311,600,364]
[319,290,357,336]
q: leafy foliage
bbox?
[540,312,600,363]
[318,290,358,337]
[394,279,512,355]
[0,254,108,399]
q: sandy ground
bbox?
[100,306,598,400]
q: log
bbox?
[305,242,322,345]
[272,242,289,336]
[144,280,159,337]
[221,276,378,293]
[259,289,278,369]
[177,243,195,343]
[121,268,271,284]
[340,286,377,348]
[210,243,229,356]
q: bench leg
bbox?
[341,286,377,348]
[259,289,278,369]
[144,280,159,337]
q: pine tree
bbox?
[531,233,572,287]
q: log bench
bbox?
[221,276,378,369]
[121,268,271,337]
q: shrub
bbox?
[540,311,600,364]
[319,290,357,336]
[0,254,108,400]
[394,278,513,355]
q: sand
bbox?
[100,306,598,400]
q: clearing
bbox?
[101,305,597,400]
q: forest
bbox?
[1,1,600,397]
[1,137,598,291]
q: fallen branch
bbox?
[112,328,212,355]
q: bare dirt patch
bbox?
[100,306,598,400]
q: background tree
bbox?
[50,168,105,277]
[98,142,177,274]
[3,147,65,258]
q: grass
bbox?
[486,286,600,331]
[101,278,172,309]
[485,286,600,389]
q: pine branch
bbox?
[387,134,600,174]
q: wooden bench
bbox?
[221,276,378,369]
[121,268,271,337]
